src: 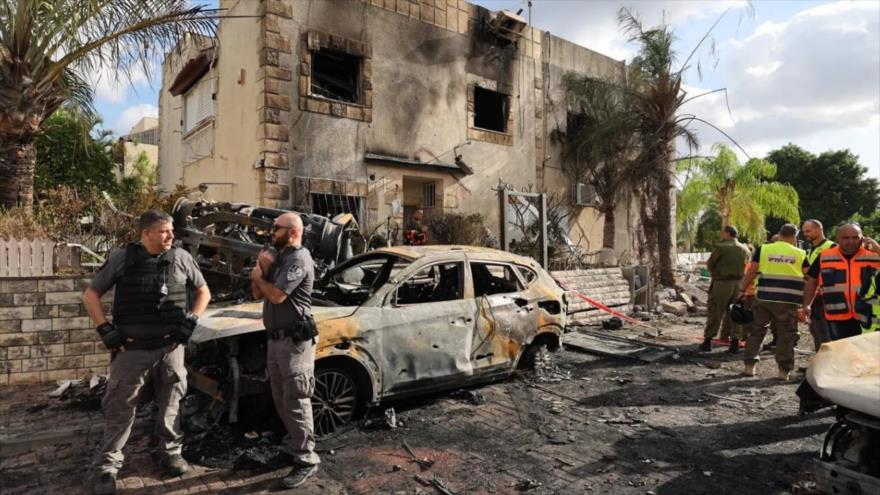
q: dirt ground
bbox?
[0,316,829,495]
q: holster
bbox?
[267,316,318,342]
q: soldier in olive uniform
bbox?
[250,212,320,489]
[83,210,211,495]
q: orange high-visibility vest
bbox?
[817,246,880,321]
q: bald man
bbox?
[803,223,880,340]
[251,212,320,488]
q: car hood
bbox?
[190,302,357,344]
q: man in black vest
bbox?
[83,210,210,495]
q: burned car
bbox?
[187,246,568,436]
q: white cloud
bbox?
[87,62,160,103]
[113,104,158,136]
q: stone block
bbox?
[57,304,83,317]
[38,279,74,292]
[7,346,29,359]
[264,77,294,96]
[33,344,65,357]
[22,319,52,332]
[446,8,457,31]
[65,342,95,355]
[22,358,46,372]
[263,152,289,169]
[261,123,289,141]
[41,369,78,382]
[0,360,20,373]
[305,98,331,115]
[0,279,38,293]
[74,278,91,291]
[263,0,292,18]
[48,355,83,370]
[51,316,91,330]
[259,65,293,81]
[259,139,290,155]
[261,107,284,124]
[661,301,688,316]
[44,291,82,305]
[76,367,107,379]
[265,32,292,53]
[0,319,21,332]
[34,305,59,318]
[0,306,33,320]
[0,294,12,306]
[68,329,96,343]
[264,93,292,111]
[9,371,41,385]
[84,353,111,367]
[37,331,67,345]
[458,10,469,33]
[262,184,290,201]
[0,332,37,346]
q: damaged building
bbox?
[158,0,637,257]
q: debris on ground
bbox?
[602,317,624,330]
[532,347,572,383]
[515,478,543,491]
[450,389,487,405]
[46,375,107,410]
[403,440,435,470]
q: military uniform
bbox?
[703,239,751,342]
[263,246,320,467]
[90,244,206,476]
[743,241,807,374]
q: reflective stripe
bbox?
[825,303,848,311]
[758,287,803,296]
[822,286,848,294]
[854,255,880,262]
[866,297,880,305]
[761,274,805,281]
[821,255,843,261]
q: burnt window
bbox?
[471,262,523,297]
[396,262,463,305]
[310,50,361,104]
[311,193,363,225]
[473,87,508,133]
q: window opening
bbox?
[183,78,214,133]
[314,255,406,306]
[515,265,537,285]
[396,262,463,305]
[422,183,436,208]
[311,49,361,104]
[310,193,363,225]
[471,262,523,297]
[473,86,508,133]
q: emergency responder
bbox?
[739,224,808,381]
[857,266,880,333]
[403,208,428,245]
[250,212,320,489]
[801,219,836,349]
[803,223,880,340]
[83,210,211,495]
[700,225,751,353]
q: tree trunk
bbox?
[655,163,677,287]
[0,141,36,209]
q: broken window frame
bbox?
[309,48,363,104]
[514,265,538,286]
[472,86,509,133]
[392,262,465,306]
[310,193,365,226]
[471,262,524,297]
[313,253,408,307]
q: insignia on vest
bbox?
[768,255,796,264]
[287,265,304,283]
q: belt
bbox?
[124,336,173,350]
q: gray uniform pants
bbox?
[99,345,187,475]
[267,336,320,467]
[743,300,800,372]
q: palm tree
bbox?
[557,72,641,250]
[677,144,800,245]
[0,0,215,209]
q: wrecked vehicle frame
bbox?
[186,246,568,436]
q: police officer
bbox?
[83,210,210,495]
[739,224,808,381]
[801,219,835,349]
[250,212,320,489]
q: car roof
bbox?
[373,245,537,265]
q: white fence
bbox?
[0,239,55,277]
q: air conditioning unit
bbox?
[487,10,527,44]
[572,182,597,206]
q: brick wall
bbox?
[0,277,111,386]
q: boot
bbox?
[282,464,319,489]
[161,454,190,477]
[777,368,792,381]
[699,338,712,352]
[744,362,757,377]
[93,472,117,495]
[728,338,740,354]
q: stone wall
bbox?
[0,277,110,386]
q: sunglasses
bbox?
[271,224,292,232]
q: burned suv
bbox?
[187,246,567,436]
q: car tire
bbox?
[312,367,360,438]
[518,340,555,370]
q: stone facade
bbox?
[0,277,110,385]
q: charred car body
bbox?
[187,246,568,436]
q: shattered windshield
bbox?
[313,254,410,306]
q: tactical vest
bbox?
[112,244,188,336]
[756,241,806,305]
[817,246,880,321]
[807,238,835,266]
[857,268,880,334]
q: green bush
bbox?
[427,213,485,245]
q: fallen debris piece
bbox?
[243,431,259,440]
[564,330,675,362]
[414,474,455,495]
[450,389,486,405]
[704,392,752,405]
[385,408,398,429]
[48,380,74,398]
[402,440,435,470]
[515,479,543,491]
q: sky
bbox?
[93,0,880,180]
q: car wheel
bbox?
[312,367,359,437]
